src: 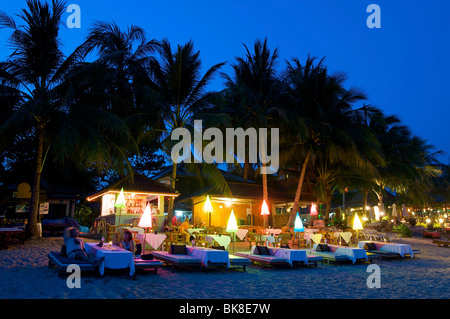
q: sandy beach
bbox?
[0,236,448,300]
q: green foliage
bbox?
[331,216,346,229]
[393,224,412,237]
[74,203,99,228]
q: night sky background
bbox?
[1,0,449,163]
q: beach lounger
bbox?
[228,254,252,270]
[361,242,402,260]
[235,246,291,268]
[151,245,202,272]
[432,238,449,247]
[308,244,354,264]
[210,246,251,270]
[134,256,164,273]
[306,254,323,267]
[47,251,97,277]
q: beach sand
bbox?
[0,236,448,299]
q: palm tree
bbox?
[222,38,285,227]
[283,56,383,226]
[76,21,164,176]
[0,0,136,237]
[150,39,226,221]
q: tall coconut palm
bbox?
[150,39,227,221]
[0,0,136,237]
[283,56,383,226]
[222,38,285,227]
[76,21,164,176]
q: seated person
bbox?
[63,227,104,267]
[119,230,135,253]
[178,217,191,241]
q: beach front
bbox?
[0,236,448,299]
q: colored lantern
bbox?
[261,200,270,215]
[294,212,304,232]
[310,203,318,216]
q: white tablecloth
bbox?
[186,246,230,267]
[85,243,135,276]
[265,228,282,236]
[136,233,167,250]
[236,229,248,241]
[187,228,206,236]
[261,235,276,246]
[268,247,308,266]
[358,241,414,258]
[205,235,231,249]
[327,244,368,264]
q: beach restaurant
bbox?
[86,174,179,230]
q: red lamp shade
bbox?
[310,203,318,216]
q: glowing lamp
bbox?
[138,203,153,255]
[310,203,318,216]
[226,210,238,254]
[114,188,126,207]
[204,195,213,213]
[352,213,363,231]
[138,204,152,228]
[204,195,213,226]
[374,206,380,220]
[261,200,270,215]
[294,212,304,232]
[226,210,238,233]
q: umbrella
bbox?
[392,203,397,218]
[402,204,408,219]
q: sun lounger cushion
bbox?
[363,242,377,250]
[315,244,330,252]
[212,246,225,250]
[141,253,153,260]
[255,245,270,255]
[152,251,202,264]
[280,244,290,249]
[49,251,93,265]
[170,244,187,255]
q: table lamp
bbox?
[204,195,213,227]
[114,188,126,226]
[226,210,238,254]
[138,203,152,255]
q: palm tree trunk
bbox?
[325,195,332,222]
[167,161,177,223]
[363,190,368,219]
[26,127,44,238]
[285,151,311,227]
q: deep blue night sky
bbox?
[1,0,449,163]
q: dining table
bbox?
[186,246,230,268]
[84,242,135,276]
[205,235,231,249]
[136,233,167,250]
